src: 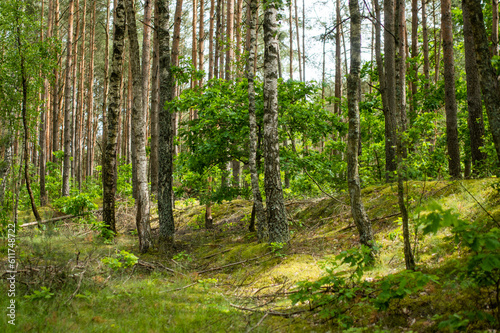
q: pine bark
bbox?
[209,0,215,79]
[294,0,302,81]
[463,0,500,164]
[462,3,486,175]
[158,0,176,251]
[76,0,87,186]
[263,0,289,244]
[422,0,430,89]
[199,0,205,86]
[103,0,126,234]
[51,0,60,162]
[335,0,342,115]
[86,0,96,179]
[247,0,267,241]
[492,0,498,56]
[62,0,75,197]
[192,0,198,91]
[441,0,461,178]
[347,0,375,251]
[289,1,293,80]
[225,0,234,79]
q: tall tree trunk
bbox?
[171,0,183,155]
[335,0,342,115]
[103,0,126,235]
[422,0,430,89]
[52,0,60,162]
[126,0,152,253]
[410,0,418,117]
[396,0,415,270]
[215,0,222,78]
[158,0,175,251]
[209,0,215,79]
[463,0,500,165]
[294,0,302,81]
[76,0,87,186]
[302,0,305,81]
[102,0,111,157]
[433,0,441,84]
[62,0,75,197]
[225,0,234,79]
[17,19,42,224]
[39,0,49,205]
[263,0,289,244]
[462,3,486,175]
[347,0,375,252]
[373,0,387,122]
[199,0,205,86]
[192,0,198,92]
[70,0,79,182]
[492,0,498,56]
[142,0,152,148]
[441,0,461,178]
[384,0,397,182]
[150,0,160,195]
[235,0,243,67]
[247,0,267,240]
[86,0,96,179]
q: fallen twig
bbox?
[20,209,103,228]
[230,303,306,318]
[63,269,86,305]
[201,249,231,260]
[245,312,269,333]
[303,168,347,206]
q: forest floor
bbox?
[1,178,500,332]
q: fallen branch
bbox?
[20,209,103,228]
[197,252,272,274]
[63,270,86,305]
[230,303,306,318]
[245,313,269,333]
[370,212,401,222]
[201,249,231,260]
[137,259,183,275]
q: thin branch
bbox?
[460,182,500,227]
[302,168,346,205]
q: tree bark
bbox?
[384,0,397,182]
[62,0,75,197]
[125,0,152,253]
[209,0,215,79]
[294,0,302,81]
[51,0,60,162]
[347,0,375,252]
[86,0,96,179]
[463,0,500,165]
[76,0,87,187]
[396,0,415,270]
[158,0,176,251]
[422,0,430,89]
[225,0,234,79]
[289,1,293,80]
[103,0,126,235]
[199,0,205,86]
[246,0,267,241]
[263,0,289,244]
[462,3,486,175]
[150,0,160,195]
[493,0,498,56]
[192,0,198,92]
[441,0,461,178]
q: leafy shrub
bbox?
[52,193,98,216]
[101,250,138,270]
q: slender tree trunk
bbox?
[39,0,49,205]
[225,0,234,79]
[302,0,305,81]
[263,0,289,244]
[86,0,96,179]
[103,0,126,234]
[335,0,342,115]
[62,0,75,197]
[396,0,415,270]
[171,0,183,155]
[209,0,215,79]
[433,0,441,83]
[142,0,152,146]
[294,0,302,81]
[215,0,221,78]
[347,0,375,252]
[126,0,152,253]
[410,0,418,117]
[17,21,42,224]
[0,137,13,206]
[52,0,60,162]
[373,0,387,121]
[492,0,498,56]
[76,0,87,186]
[150,0,160,195]
[441,0,461,178]
[102,0,111,156]
[235,0,243,66]
[463,0,500,165]
[70,0,79,182]
[158,0,175,251]
[192,0,198,92]
[462,3,486,175]
[422,0,430,89]
[199,0,205,86]
[384,0,397,182]
[247,0,266,240]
